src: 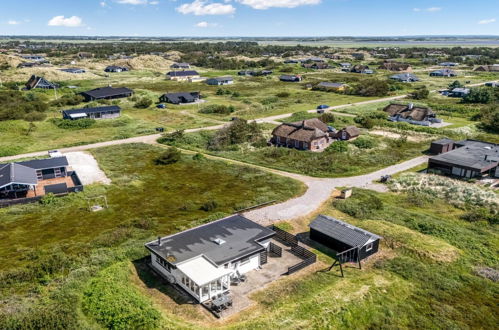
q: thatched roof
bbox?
[272,118,328,142]
[383,103,435,122]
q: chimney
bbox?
[157,236,161,246]
[408,103,414,110]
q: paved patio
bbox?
[216,240,304,318]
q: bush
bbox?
[327,141,348,153]
[82,263,161,330]
[208,118,263,151]
[50,94,84,107]
[199,104,235,114]
[333,190,383,218]
[276,91,290,98]
[0,90,49,121]
[261,96,279,105]
[319,113,336,123]
[192,153,205,161]
[352,136,377,149]
[200,200,218,211]
[479,105,499,132]
[410,86,430,100]
[352,79,389,97]
[157,129,184,144]
[51,118,96,129]
[155,147,181,165]
[134,97,152,109]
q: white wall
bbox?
[234,253,260,274]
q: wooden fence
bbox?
[271,225,298,246]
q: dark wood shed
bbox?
[309,215,381,275]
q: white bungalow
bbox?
[145,214,275,303]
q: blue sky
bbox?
[0,0,498,37]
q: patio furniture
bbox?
[211,294,232,312]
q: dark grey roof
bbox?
[62,105,121,116]
[207,76,233,82]
[431,138,454,145]
[161,92,199,103]
[0,163,38,188]
[430,140,499,171]
[280,75,300,81]
[15,156,69,171]
[59,68,85,73]
[145,214,275,266]
[166,70,199,77]
[309,215,381,248]
[80,86,133,99]
[390,73,419,81]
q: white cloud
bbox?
[478,18,496,25]
[115,0,148,4]
[7,20,21,25]
[414,7,441,13]
[426,7,441,12]
[237,0,320,10]
[177,0,235,15]
[48,16,84,27]
[100,1,108,7]
[195,21,218,27]
[150,1,160,4]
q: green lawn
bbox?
[0,143,304,328]
[161,126,429,178]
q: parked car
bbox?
[317,104,329,113]
[156,104,166,109]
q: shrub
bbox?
[319,113,336,123]
[0,90,49,121]
[479,105,499,132]
[50,94,84,107]
[208,118,263,151]
[261,96,279,105]
[199,104,235,114]
[352,136,377,149]
[352,79,389,97]
[157,129,184,144]
[134,97,152,109]
[192,153,205,161]
[200,200,218,211]
[276,91,290,98]
[50,118,96,129]
[462,88,495,104]
[327,141,348,153]
[82,263,161,330]
[155,147,181,165]
[410,86,430,100]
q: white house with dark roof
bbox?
[145,214,275,303]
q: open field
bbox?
[0,143,304,328]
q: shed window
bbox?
[365,243,373,252]
[239,257,250,265]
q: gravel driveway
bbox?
[244,156,429,225]
[65,152,111,185]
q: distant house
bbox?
[0,156,83,202]
[80,86,133,102]
[205,76,234,86]
[449,88,470,98]
[78,52,93,59]
[104,66,129,73]
[333,126,360,141]
[59,68,86,74]
[25,75,57,90]
[309,215,381,265]
[428,139,499,179]
[302,62,329,70]
[305,57,325,63]
[350,65,373,74]
[429,69,457,77]
[166,70,200,81]
[271,118,332,151]
[383,103,441,126]
[283,59,300,64]
[238,70,256,76]
[170,62,191,69]
[21,55,46,62]
[159,92,200,104]
[390,73,420,82]
[145,214,275,303]
[351,53,365,60]
[439,62,459,67]
[339,63,351,69]
[279,75,302,82]
[474,65,499,72]
[316,82,348,92]
[62,105,121,120]
[378,62,412,72]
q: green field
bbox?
[0,143,304,328]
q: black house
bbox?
[62,105,121,120]
[104,65,129,73]
[80,86,133,102]
[159,92,200,104]
[25,75,57,90]
[309,215,381,263]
